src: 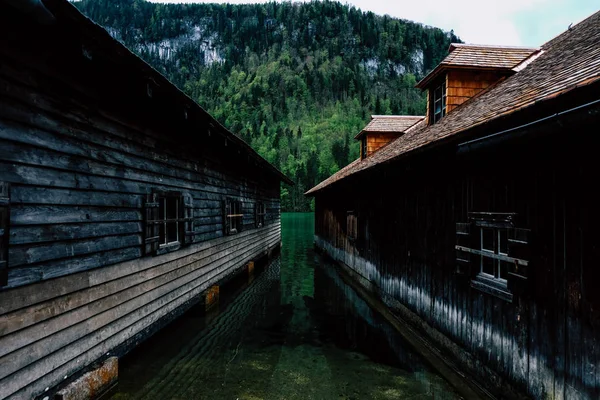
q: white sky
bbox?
[147,0,599,47]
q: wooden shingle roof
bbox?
[306,10,600,195]
[355,115,424,139]
[416,43,538,88]
[444,44,538,69]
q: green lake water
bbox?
[108,213,461,399]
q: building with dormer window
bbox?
[307,11,600,400]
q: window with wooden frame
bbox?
[347,211,358,242]
[431,81,446,124]
[223,198,243,235]
[455,212,531,302]
[255,202,266,228]
[0,182,10,287]
[143,190,194,255]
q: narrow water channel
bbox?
[109,213,461,399]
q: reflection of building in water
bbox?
[103,213,464,400]
[313,259,459,399]
[123,260,282,400]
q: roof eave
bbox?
[47,0,294,186]
[307,83,600,196]
[416,65,445,89]
[354,130,367,140]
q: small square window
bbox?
[159,195,180,246]
[431,81,446,124]
[455,212,530,302]
[498,229,508,254]
[481,228,494,251]
[144,190,193,255]
[481,255,495,276]
[479,226,508,281]
[255,202,266,228]
[224,198,243,235]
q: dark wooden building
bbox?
[307,11,600,400]
[0,1,291,399]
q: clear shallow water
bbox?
[108,213,461,399]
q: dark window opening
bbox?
[224,198,243,235]
[431,82,446,124]
[255,202,266,228]
[455,212,531,302]
[159,196,180,246]
[479,226,509,281]
[144,190,193,256]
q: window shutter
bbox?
[455,222,474,278]
[222,199,231,235]
[0,182,10,286]
[143,192,160,255]
[183,194,195,244]
[507,228,531,296]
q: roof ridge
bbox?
[371,115,424,119]
[512,49,544,72]
[450,43,539,50]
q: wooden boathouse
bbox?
[307,11,600,400]
[0,1,292,399]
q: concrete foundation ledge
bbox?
[54,357,118,400]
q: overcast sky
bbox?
[147,0,598,47]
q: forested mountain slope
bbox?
[73,0,459,210]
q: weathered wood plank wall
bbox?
[446,70,504,113]
[0,5,284,399]
[0,53,280,288]
[0,81,281,400]
[0,225,280,399]
[314,123,600,399]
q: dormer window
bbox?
[432,82,446,124]
[416,43,538,126]
[356,116,424,159]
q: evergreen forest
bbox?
[73,0,460,210]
